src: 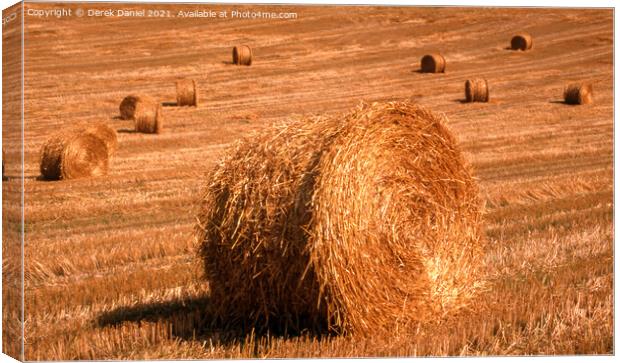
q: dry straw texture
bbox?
[119,95,146,120]
[134,102,163,134]
[465,79,489,102]
[511,33,533,51]
[196,101,485,336]
[233,45,253,66]
[119,95,163,133]
[564,83,593,105]
[40,132,109,180]
[80,123,118,157]
[420,54,446,73]
[176,79,199,107]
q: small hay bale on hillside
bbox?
[564,83,593,105]
[465,79,489,102]
[420,53,446,73]
[511,33,533,51]
[176,79,198,107]
[196,101,485,336]
[40,132,109,180]
[232,45,253,66]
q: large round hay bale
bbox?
[564,83,593,105]
[420,53,446,73]
[40,132,109,180]
[80,123,118,157]
[465,79,489,102]
[196,101,485,336]
[511,33,533,51]
[176,79,198,107]
[232,45,252,66]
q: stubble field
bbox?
[2,3,614,359]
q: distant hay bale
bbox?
[40,132,109,180]
[197,101,485,336]
[465,79,489,102]
[134,102,163,134]
[120,95,148,120]
[80,123,118,157]
[119,95,163,134]
[511,33,533,51]
[232,45,252,66]
[176,79,198,107]
[420,53,446,73]
[564,83,593,105]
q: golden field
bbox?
[2,3,613,359]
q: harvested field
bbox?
[1,3,613,360]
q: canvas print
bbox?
[1,1,613,360]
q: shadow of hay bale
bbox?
[96,295,330,343]
[117,128,137,134]
[453,98,471,104]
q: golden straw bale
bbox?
[465,79,489,102]
[120,95,148,120]
[134,102,163,134]
[80,123,118,157]
[176,79,198,107]
[511,33,533,51]
[420,53,446,73]
[119,95,163,133]
[40,132,108,180]
[564,83,593,105]
[232,45,253,66]
[196,101,485,336]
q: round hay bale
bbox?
[564,83,593,105]
[119,95,163,133]
[40,132,109,180]
[197,101,485,336]
[80,123,118,157]
[465,79,489,102]
[119,95,159,120]
[176,79,198,107]
[232,45,252,66]
[420,53,446,73]
[134,101,164,134]
[511,33,533,51]
[120,95,143,120]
